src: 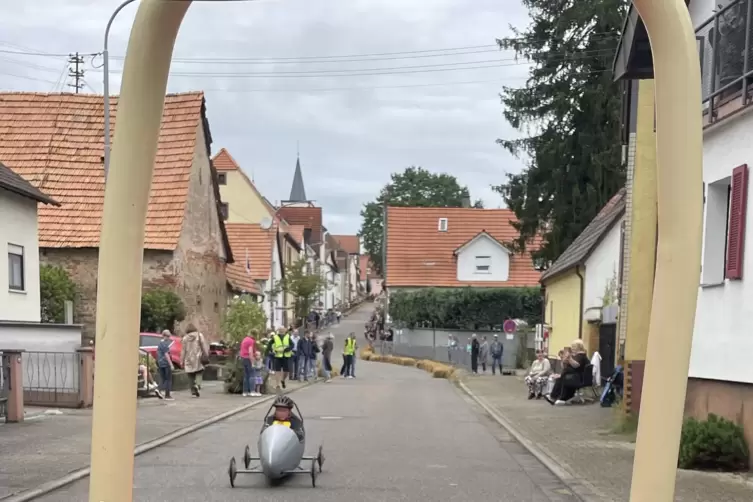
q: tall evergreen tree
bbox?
[494,0,628,267]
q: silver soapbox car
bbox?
[228,398,324,488]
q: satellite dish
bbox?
[260,217,273,230]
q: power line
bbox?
[0,71,59,85]
[96,47,617,79]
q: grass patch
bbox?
[611,406,638,440]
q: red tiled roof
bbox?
[224,223,276,293]
[331,234,360,254]
[0,91,205,250]
[286,224,305,248]
[277,206,323,245]
[385,207,540,288]
[212,148,240,172]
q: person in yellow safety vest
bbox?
[342,335,356,379]
[272,330,292,390]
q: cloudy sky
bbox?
[0,0,532,234]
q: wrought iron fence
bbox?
[23,351,81,407]
[0,352,9,418]
[696,0,753,116]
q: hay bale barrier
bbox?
[360,346,456,380]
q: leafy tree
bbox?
[140,289,186,333]
[39,264,76,323]
[360,166,482,277]
[272,258,327,322]
[493,0,627,266]
[222,294,267,347]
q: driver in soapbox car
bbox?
[264,395,304,441]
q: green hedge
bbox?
[679,414,749,471]
[389,287,542,330]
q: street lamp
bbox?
[102,0,138,182]
[628,1,703,501]
[102,0,251,182]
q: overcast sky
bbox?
[0,0,531,235]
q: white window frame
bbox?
[475,255,491,274]
[701,177,731,285]
[8,243,25,291]
[438,218,448,232]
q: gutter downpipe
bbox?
[575,266,585,340]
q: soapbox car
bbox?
[228,397,325,488]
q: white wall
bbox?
[0,190,42,323]
[691,88,753,383]
[456,235,510,282]
[262,238,284,329]
[583,218,622,315]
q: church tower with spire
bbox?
[282,153,313,207]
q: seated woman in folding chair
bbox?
[545,339,588,406]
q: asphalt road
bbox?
[38,306,579,502]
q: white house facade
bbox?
[0,163,58,322]
[582,217,623,323]
[454,232,511,282]
[262,236,284,330]
[689,0,753,385]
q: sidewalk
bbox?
[461,374,753,502]
[0,379,307,500]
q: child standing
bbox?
[252,351,264,396]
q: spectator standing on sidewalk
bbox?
[489,334,504,375]
[156,330,174,401]
[181,323,209,397]
[342,334,356,378]
[470,334,480,374]
[322,333,334,382]
[290,328,301,381]
[308,332,320,379]
[447,334,457,363]
[298,332,313,381]
[240,331,257,397]
[252,350,264,394]
[479,336,489,373]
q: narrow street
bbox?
[38,306,577,502]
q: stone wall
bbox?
[39,121,229,341]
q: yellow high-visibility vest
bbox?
[344,338,355,355]
[273,333,290,357]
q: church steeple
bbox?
[288,155,308,202]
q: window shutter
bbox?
[726,164,749,280]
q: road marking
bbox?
[318,416,343,420]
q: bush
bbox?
[39,264,76,323]
[222,295,268,394]
[678,414,749,471]
[140,289,186,333]
[389,287,542,330]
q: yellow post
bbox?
[88,1,191,500]
[629,1,703,501]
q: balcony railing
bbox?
[697,0,753,122]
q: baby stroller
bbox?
[599,365,624,408]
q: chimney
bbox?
[461,196,471,208]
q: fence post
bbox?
[78,347,95,408]
[2,349,25,423]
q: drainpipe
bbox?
[575,266,585,340]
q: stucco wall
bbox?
[543,271,582,354]
[456,235,510,282]
[583,218,622,316]
[0,190,42,322]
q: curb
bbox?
[1,382,316,502]
[457,381,606,502]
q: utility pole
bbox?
[67,52,85,94]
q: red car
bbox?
[139,332,182,368]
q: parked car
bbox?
[139,332,182,368]
[209,341,230,358]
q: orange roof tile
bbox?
[277,206,323,245]
[212,148,240,172]
[0,91,205,250]
[385,207,541,288]
[286,224,305,248]
[224,223,276,287]
[331,234,360,254]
